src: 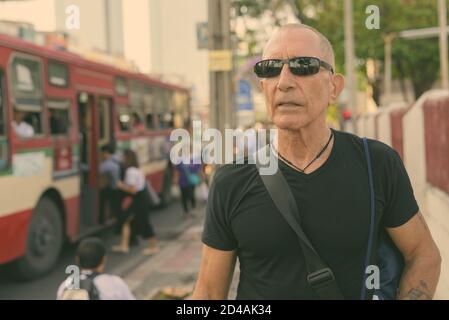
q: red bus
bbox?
[0,34,190,279]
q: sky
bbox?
[0,0,56,31]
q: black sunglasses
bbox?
[254,56,334,78]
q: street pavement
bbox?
[122,206,239,300]
[0,199,209,300]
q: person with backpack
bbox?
[99,144,122,225]
[192,24,441,300]
[174,150,203,216]
[57,238,135,300]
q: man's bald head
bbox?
[262,23,335,68]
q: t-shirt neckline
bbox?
[274,128,338,179]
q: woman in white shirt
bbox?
[112,149,159,255]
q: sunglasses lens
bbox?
[255,60,282,78]
[290,57,320,76]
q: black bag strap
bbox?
[360,137,377,300]
[80,271,101,300]
[254,146,344,300]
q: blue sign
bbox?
[237,79,253,111]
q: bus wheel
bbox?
[12,198,64,280]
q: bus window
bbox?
[115,77,128,96]
[173,91,189,128]
[0,70,8,169]
[156,88,173,129]
[132,111,145,132]
[48,61,69,87]
[11,56,42,95]
[143,84,153,107]
[12,107,42,138]
[173,113,183,128]
[143,84,154,130]
[10,55,44,138]
[118,107,131,132]
[158,113,174,129]
[166,112,174,128]
[129,80,141,107]
[48,99,71,136]
[145,112,155,129]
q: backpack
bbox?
[60,272,101,300]
[181,163,201,186]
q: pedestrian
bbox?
[192,23,441,300]
[174,149,203,216]
[99,144,122,224]
[57,237,135,300]
[112,149,159,255]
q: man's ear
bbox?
[330,74,345,103]
[259,79,265,91]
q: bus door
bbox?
[77,92,99,229]
[0,69,8,171]
[98,96,116,223]
[98,96,115,152]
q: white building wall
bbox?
[122,0,152,72]
[356,116,365,137]
[376,103,407,147]
[377,108,392,147]
[105,0,124,56]
[364,112,377,139]
[0,0,56,32]
[426,186,449,299]
[148,0,209,109]
[55,0,108,51]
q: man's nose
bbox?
[277,63,296,91]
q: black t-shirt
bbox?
[202,129,419,300]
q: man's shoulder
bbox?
[336,130,399,160]
[212,160,258,186]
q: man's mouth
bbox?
[277,101,302,108]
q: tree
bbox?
[293,0,442,101]
[232,0,443,101]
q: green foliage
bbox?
[292,0,441,99]
[232,0,445,99]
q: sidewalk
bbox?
[122,206,239,300]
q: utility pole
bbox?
[344,0,357,131]
[438,0,449,89]
[208,0,233,134]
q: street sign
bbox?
[237,79,253,111]
[208,50,232,71]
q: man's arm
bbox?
[387,212,441,300]
[191,244,237,299]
